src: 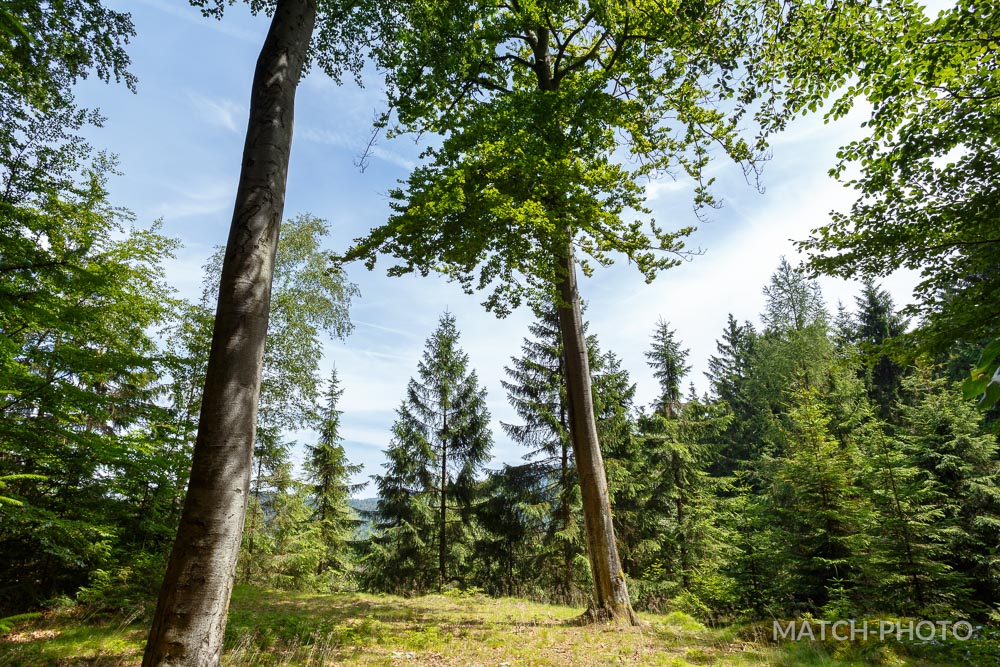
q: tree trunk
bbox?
[555,242,637,625]
[439,412,448,591]
[142,1,316,665]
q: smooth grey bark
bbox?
[555,243,638,625]
[143,1,317,664]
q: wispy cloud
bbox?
[299,127,417,171]
[188,92,246,134]
[135,0,262,43]
[154,178,234,220]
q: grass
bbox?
[0,587,994,666]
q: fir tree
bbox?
[305,367,366,585]
[853,280,908,420]
[365,312,492,592]
[645,319,691,418]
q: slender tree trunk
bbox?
[555,242,637,625]
[142,2,316,664]
[439,423,448,591]
[672,451,689,590]
[557,372,573,602]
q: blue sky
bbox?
[76,0,935,491]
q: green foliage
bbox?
[797,0,1000,361]
[0,95,181,610]
[338,1,855,313]
[364,313,493,594]
[305,367,367,586]
[963,338,1000,410]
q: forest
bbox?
[1,1,999,666]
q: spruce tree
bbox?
[365,312,492,592]
[853,280,908,421]
[305,368,366,585]
[634,324,730,611]
[898,368,1000,615]
[498,304,633,601]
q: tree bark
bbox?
[555,241,638,625]
[439,408,448,590]
[142,1,316,665]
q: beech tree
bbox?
[338,0,865,624]
[145,2,363,664]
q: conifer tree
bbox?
[645,319,691,418]
[898,369,1000,614]
[706,315,762,475]
[305,367,365,584]
[853,280,908,420]
[499,304,635,601]
[632,324,729,610]
[365,313,492,592]
[770,386,873,614]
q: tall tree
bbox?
[645,319,691,418]
[145,0,371,660]
[853,280,908,420]
[705,315,762,474]
[365,313,492,592]
[337,0,862,623]
[305,367,365,583]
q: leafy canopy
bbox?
[338,1,867,314]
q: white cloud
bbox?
[188,92,246,134]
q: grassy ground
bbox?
[0,586,992,666]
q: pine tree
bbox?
[706,315,762,475]
[897,368,1000,615]
[305,368,366,586]
[632,325,730,612]
[853,280,908,420]
[645,319,691,418]
[770,386,873,614]
[362,415,438,594]
[364,312,492,592]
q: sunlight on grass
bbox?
[0,587,986,666]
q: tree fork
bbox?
[555,242,638,626]
[142,1,317,664]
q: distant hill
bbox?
[349,498,378,538]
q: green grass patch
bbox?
[0,587,992,665]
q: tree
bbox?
[337,0,856,624]
[305,367,366,583]
[364,313,492,592]
[795,1,1000,371]
[0,0,135,112]
[705,315,762,475]
[499,304,636,601]
[144,0,371,660]
[646,319,691,418]
[897,368,1000,614]
[853,281,908,420]
[0,85,179,611]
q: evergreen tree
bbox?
[365,312,492,592]
[363,415,438,594]
[897,368,1000,615]
[706,315,761,475]
[853,280,908,420]
[498,304,634,602]
[645,319,691,418]
[769,386,873,614]
[305,367,366,585]
[630,325,731,613]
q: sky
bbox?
[75,0,937,492]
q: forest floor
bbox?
[0,586,990,666]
